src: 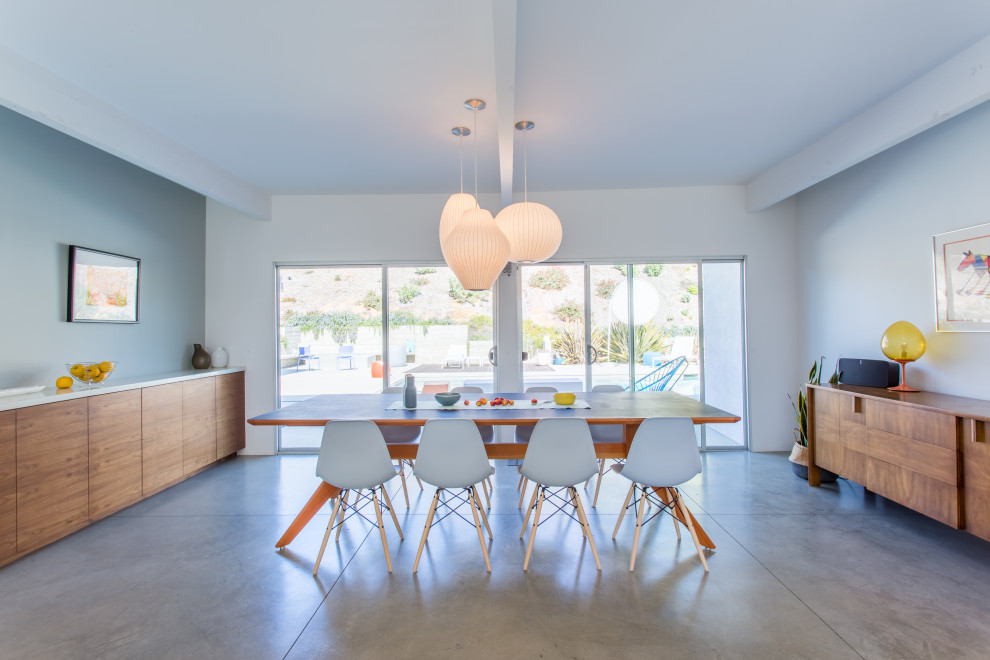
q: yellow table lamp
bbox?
[880,321,926,392]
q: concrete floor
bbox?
[2,452,989,659]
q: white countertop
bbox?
[0,367,245,412]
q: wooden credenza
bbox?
[0,370,245,568]
[808,383,990,541]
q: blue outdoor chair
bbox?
[336,345,356,370]
[296,346,321,371]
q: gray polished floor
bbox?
[2,452,989,659]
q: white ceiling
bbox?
[2,0,990,218]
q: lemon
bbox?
[92,371,108,383]
[55,376,73,389]
[82,365,101,381]
[69,363,85,378]
[99,361,114,373]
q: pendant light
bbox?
[443,99,509,291]
[494,121,562,263]
[439,126,476,260]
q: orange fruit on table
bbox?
[55,376,73,389]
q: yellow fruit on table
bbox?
[55,376,73,389]
[69,363,85,378]
[99,361,115,373]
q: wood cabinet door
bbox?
[812,388,845,474]
[0,410,15,561]
[183,378,217,474]
[89,391,143,520]
[16,399,89,554]
[142,383,184,495]
[963,420,990,541]
[216,372,245,458]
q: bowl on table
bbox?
[66,361,117,387]
[434,392,461,407]
[553,392,576,405]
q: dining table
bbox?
[248,390,740,550]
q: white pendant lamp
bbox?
[444,207,510,290]
[495,121,562,263]
[439,126,476,258]
[442,99,509,291]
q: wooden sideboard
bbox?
[807,383,990,541]
[0,370,245,568]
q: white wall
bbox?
[207,187,798,454]
[797,100,990,400]
[0,106,206,390]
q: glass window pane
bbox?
[387,266,495,392]
[701,261,747,448]
[277,265,383,450]
[519,264,586,391]
[589,264,629,389]
[625,263,699,398]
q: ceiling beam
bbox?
[491,0,518,210]
[746,33,990,212]
[0,44,271,220]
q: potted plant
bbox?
[788,357,839,481]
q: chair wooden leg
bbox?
[314,491,345,576]
[408,460,423,489]
[520,484,540,538]
[523,487,545,571]
[613,483,636,538]
[675,492,709,572]
[413,489,441,573]
[468,489,492,572]
[380,485,404,539]
[517,473,525,489]
[336,489,351,541]
[585,460,600,488]
[665,487,681,539]
[630,485,649,571]
[592,459,606,508]
[571,487,602,571]
[397,463,411,508]
[480,477,491,509]
[371,488,393,573]
[472,485,493,539]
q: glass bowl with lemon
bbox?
[65,361,117,388]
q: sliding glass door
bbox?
[518,259,747,449]
[276,263,495,451]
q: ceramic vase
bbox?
[211,346,229,368]
[192,344,211,370]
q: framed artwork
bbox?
[933,223,990,332]
[67,245,140,323]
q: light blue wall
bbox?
[797,100,990,399]
[0,106,207,389]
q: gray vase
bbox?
[192,344,211,370]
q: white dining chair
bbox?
[313,420,404,574]
[586,383,625,508]
[451,386,494,506]
[518,418,601,571]
[382,386,423,507]
[611,417,709,572]
[412,419,494,572]
[516,386,558,508]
